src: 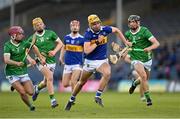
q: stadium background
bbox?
[0,0,180,93]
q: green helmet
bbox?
[128,15,140,22]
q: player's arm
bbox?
[111,26,132,46]
[84,41,99,54]
[26,55,36,66]
[84,34,104,54]
[59,45,65,64]
[32,45,46,65]
[4,54,24,66]
[49,37,64,57]
[144,37,160,52]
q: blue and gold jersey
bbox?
[84,26,112,60]
[64,33,84,65]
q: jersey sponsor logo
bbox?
[65,44,83,52]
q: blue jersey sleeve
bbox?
[84,31,92,42]
[63,36,67,45]
[104,26,112,34]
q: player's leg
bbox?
[139,82,146,101]
[40,66,58,108]
[129,70,141,94]
[62,65,73,88]
[12,81,35,111]
[32,78,46,101]
[36,78,47,91]
[131,70,146,101]
[21,79,36,111]
[22,80,34,96]
[144,69,152,104]
[65,70,92,110]
[62,73,72,88]
[71,69,81,90]
[134,62,152,106]
[95,62,111,107]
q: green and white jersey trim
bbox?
[130,26,141,35]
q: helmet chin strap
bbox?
[10,34,16,40]
[11,34,21,43]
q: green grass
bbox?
[0,92,180,118]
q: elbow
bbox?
[156,41,160,48]
[4,59,8,64]
[84,50,90,54]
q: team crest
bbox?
[71,40,75,44]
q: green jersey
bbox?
[4,39,31,76]
[125,26,154,62]
[28,30,59,64]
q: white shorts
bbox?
[37,63,56,73]
[83,59,109,72]
[63,64,82,74]
[131,59,152,71]
[6,74,31,84]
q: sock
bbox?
[38,83,44,91]
[69,95,76,102]
[144,91,151,100]
[29,103,34,108]
[49,94,55,100]
[95,90,103,98]
[133,79,140,87]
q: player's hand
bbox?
[98,35,104,43]
[40,57,46,66]
[125,41,132,47]
[29,59,36,66]
[120,48,129,59]
[48,50,56,57]
[16,62,24,67]
[109,54,118,64]
[144,47,151,52]
[59,57,64,65]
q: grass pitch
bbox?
[0,92,180,118]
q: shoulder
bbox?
[78,34,84,39]
[4,41,11,47]
[64,34,70,40]
[125,30,130,36]
[27,34,33,41]
[84,28,92,37]
[102,25,111,29]
[85,28,91,34]
[140,26,149,32]
[45,29,56,34]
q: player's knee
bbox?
[140,73,147,81]
[19,90,26,96]
[63,83,69,88]
[28,91,33,96]
[27,89,34,96]
[103,71,111,79]
[71,80,77,86]
[78,80,86,86]
[46,76,53,82]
